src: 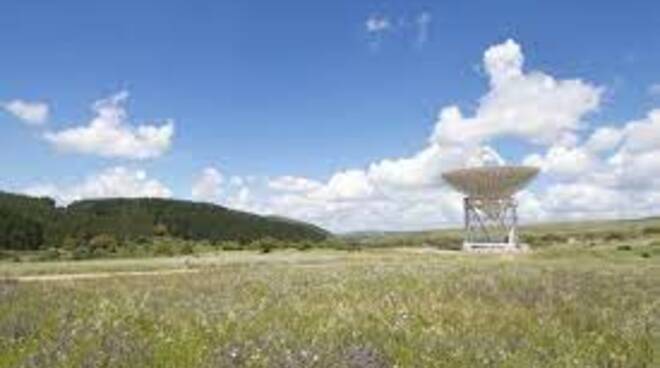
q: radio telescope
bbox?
[442,165,539,252]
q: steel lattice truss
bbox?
[443,166,539,251]
[464,197,517,247]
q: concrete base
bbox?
[463,242,529,253]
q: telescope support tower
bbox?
[463,196,520,251]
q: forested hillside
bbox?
[0,192,329,250]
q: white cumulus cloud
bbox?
[191,167,224,202]
[524,108,660,221]
[44,91,174,160]
[189,39,659,232]
[268,176,322,192]
[432,39,602,146]
[366,144,496,189]
[310,170,376,201]
[584,127,624,153]
[24,166,172,205]
[3,99,50,125]
[523,145,596,180]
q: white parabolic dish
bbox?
[442,166,540,198]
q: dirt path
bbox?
[8,268,200,283]
[3,250,463,283]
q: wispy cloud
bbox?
[365,15,391,34]
[415,12,432,48]
[364,12,433,50]
[364,14,391,50]
[649,83,660,97]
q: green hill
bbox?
[0,192,330,250]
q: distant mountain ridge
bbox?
[0,191,330,250]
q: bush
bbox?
[427,236,462,251]
[90,248,111,258]
[34,248,60,261]
[153,223,169,237]
[153,242,174,257]
[333,240,363,251]
[641,226,660,236]
[580,232,599,241]
[0,251,21,262]
[180,242,195,255]
[295,241,313,251]
[641,252,651,259]
[72,246,92,260]
[61,236,79,250]
[524,233,568,247]
[220,241,243,251]
[617,245,633,251]
[541,233,568,244]
[316,238,352,250]
[603,231,626,242]
[252,237,280,254]
[260,245,272,254]
[89,234,118,253]
[115,242,142,257]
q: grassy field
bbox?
[1,243,659,367]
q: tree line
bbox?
[0,191,329,250]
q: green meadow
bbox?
[1,238,659,367]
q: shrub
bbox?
[252,237,280,254]
[520,234,539,247]
[427,236,462,251]
[153,223,169,237]
[603,231,626,242]
[641,252,651,259]
[220,241,243,251]
[0,250,11,260]
[34,248,60,261]
[295,241,312,251]
[180,242,195,255]
[331,240,362,251]
[260,245,272,254]
[153,242,174,257]
[0,251,21,262]
[525,233,568,247]
[116,243,142,257]
[541,233,568,244]
[641,226,660,236]
[580,232,599,241]
[617,245,632,251]
[72,246,92,260]
[61,236,79,250]
[317,238,352,250]
[92,248,112,258]
[89,234,118,253]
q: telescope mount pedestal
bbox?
[463,196,521,252]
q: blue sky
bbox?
[1,1,660,231]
